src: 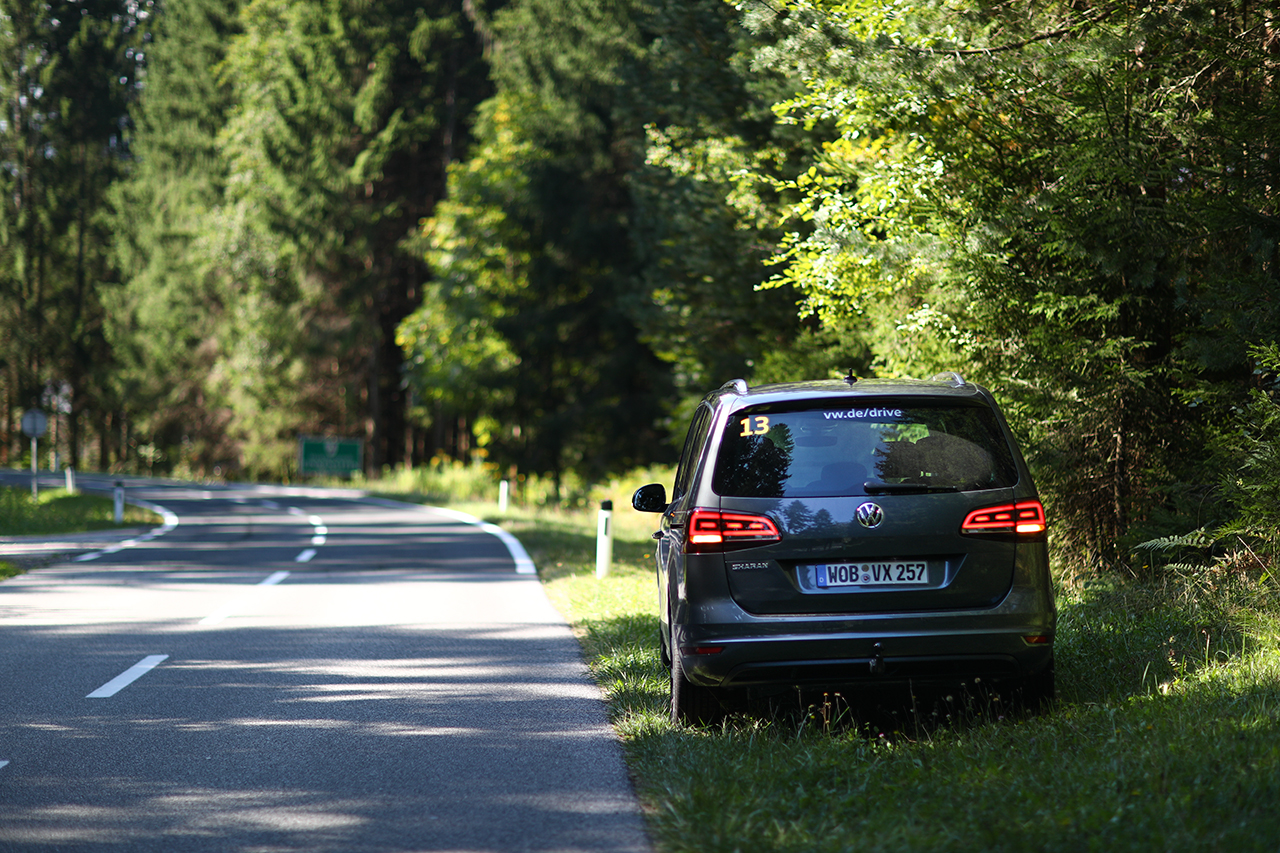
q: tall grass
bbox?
[336,457,677,512]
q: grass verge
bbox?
[509,506,1280,853]
[0,487,160,537]
[0,487,163,580]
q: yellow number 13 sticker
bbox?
[739,415,770,437]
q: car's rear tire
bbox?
[1017,656,1055,712]
[670,651,723,726]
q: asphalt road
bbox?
[0,472,651,853]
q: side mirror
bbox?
[631,483,668,513]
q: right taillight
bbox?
[685,508,781,553]
[961,500,1046,536]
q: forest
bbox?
[1,0,1279,577]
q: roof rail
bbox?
[720,378,749,395]
[931,371,967,388]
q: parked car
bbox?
[632,373,1055,724]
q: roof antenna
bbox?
[844,368,858,386]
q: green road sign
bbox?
[298,436,363,476]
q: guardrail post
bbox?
[596,500,613,579]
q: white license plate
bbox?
[814,562,928,588]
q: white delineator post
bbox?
[498,479,510,512]
[65,468,75,494]
[596,500,613,579]
[113,481,125,525]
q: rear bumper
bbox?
[683,637,1051,689]
[676,595,1054,689]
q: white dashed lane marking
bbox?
[86,655,169,699]
[199,571,291,626]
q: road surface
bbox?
[0,472,651,853]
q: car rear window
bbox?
[712,401,1019,498]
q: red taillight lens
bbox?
[686,509,781,552]
[961,500,1046,535]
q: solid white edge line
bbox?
[86,654,169,699]
[425,506,537,575]
[73,498,180,562]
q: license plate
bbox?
[813,561,928,588]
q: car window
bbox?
[671,405,713,503]
[712,402,1018,498]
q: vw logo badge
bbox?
[856,502,885,529]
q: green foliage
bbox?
[1133,345,1280,580]
[107,0,243,472]
[401,0,824,484]
[404,1,678,483]
[0,0,146,467]
[739,0,1280,573]
[107,0,495,479]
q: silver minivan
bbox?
[632,374,1056,724]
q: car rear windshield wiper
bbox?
[863,482,960,495]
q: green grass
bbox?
[0,487,160,537]
[0,487,163,581]
[509,506,1280,853]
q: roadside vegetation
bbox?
[0,487,162,579]
[0,487,160,537]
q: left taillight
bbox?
[961,500,1046,536]
[685,508,781,553]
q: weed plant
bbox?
[527,503,1280,853]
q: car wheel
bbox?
[1017,656,1055,712]
[670,649,723,726]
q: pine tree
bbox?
[208,0,492,476]
[109,0,243,474]
[403,0,818,485]
[0,0,143,467]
